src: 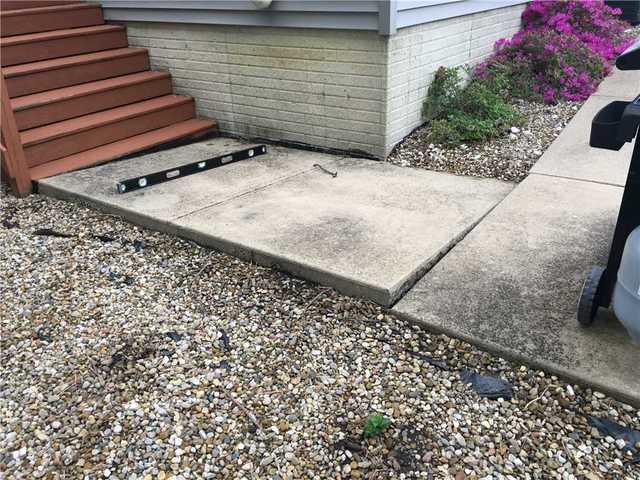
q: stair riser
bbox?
[1,7,104,37]
[15,77,173,130]
[30,119,217,180]
[1,29,128,66]
[5,52,150,98]
[25,101,196,166]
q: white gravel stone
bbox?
[388,100,581,182]
[1,183,638,478]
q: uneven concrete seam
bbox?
[529,171,627,188]
[389,218,488,307]
[388,184,516,307]
[172,223,392,305]
[391,308,640,407]
[171,161,347,221]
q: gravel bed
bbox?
[388,26,640,184]
[388,100,581,183]
[1,186,639,480]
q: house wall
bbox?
[385,3,526,152]
[124,23,389,156]
[119,2,525,158]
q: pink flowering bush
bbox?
[476,30,609,103]
[522,0,631,62]
[476,0,634,103]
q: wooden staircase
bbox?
[0,0,217,196]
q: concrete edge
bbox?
[172,223,394,306]
[37,178,395,306]
[37,182,174,234]
[388,186,513,306]
[528,171,627,188]
[391,309,640,408]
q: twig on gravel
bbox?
[228,393,262,430]
[87,363,105,388]
[224,392,284,477]
[196,251,216,276]
[286,287,331,329]
[524,385,554,411]
[303,290,328,313]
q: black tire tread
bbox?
[577,266,605,326]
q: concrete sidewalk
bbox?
[394,69,640,405]
[39,138,511,306]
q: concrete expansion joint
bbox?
[529,172,627,189]
[173,164,328,221]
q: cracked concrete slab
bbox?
[174,157,512,305]
[39,138,345,232]
[40,138,346,220]
[530,95,632,186]
[393,174,640,405]
[38,137,512,306]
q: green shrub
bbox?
[422,66,462,121]
[423,66,521,146]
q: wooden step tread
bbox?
[0,3,92,17]
[1,1,76,11]
[3,48,150,98]
[1,1,78,11]
[2,47,147,77]
[30,118,218,180]
[22,95,193,146]
[12,71,170,111]
[1,3,103,38]
[1,24,122,46]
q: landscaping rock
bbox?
[1,184,638,478]
[388,100,580,182]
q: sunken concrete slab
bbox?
[530,96,632,187]
[393,174,640,405]
[39,137,342,230]
[594,68,639,99]
[38,138,512,306]
[173,158,512,305]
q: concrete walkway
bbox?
[37,69,639,404]
[394,69,640,405]
[38,138,511,306]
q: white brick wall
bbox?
[122,3,524,159]
[125,23,389,157]
[385,4,526,152]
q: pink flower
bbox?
[476,0,633,103]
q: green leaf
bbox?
[362,414,391,438]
